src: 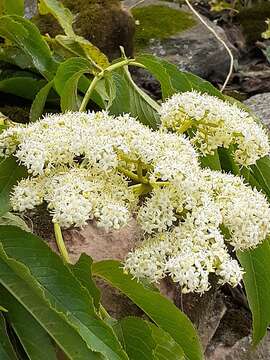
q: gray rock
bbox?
[24,0,38,19]
[244,93,270,128]
[124,0,236,83]
[206,333,270,360]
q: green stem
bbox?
[130,183,152,196]
[128,61,146,69]
[118,166,149,184]
[178,119,193,134]
[137,160,143,181]
[79,75,101,112]
[79,58,140,112]
[54,223,70,263]
[118,166,140,182]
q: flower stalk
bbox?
[79,59,145,112]
[54,223,70,263]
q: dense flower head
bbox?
[0,111,198,178]
[125,169,270,292]
[11,167,134,229]
[1,109,270,294]
[160,91,269,166]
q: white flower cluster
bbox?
[2,111,197,230]
[0,111,198,179]
[11,167,134,229]
[125,169,270,292]
[160,91,269,166]
[1,109,270,293]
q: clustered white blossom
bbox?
[160,91,270,166]
[1,103,269,294]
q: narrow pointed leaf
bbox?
[0,15,57,79]
[55,35,110,69]
[1,288,57,360]
[0,157,27,216]
[93,260,203,360]
[116,317,155,360]
[237,239,270,345]
[116,317,185,360]
[151,323,185,360]
[0,75,47,100]
[136,54,223,100]
[1,0,24,16]
[250,156,270,200]
[0,213,29,232]
[110,68,160,129]
[199,151,221,171]
[109,72,130,114]
[54,57,91,95]
[0,226,128,360]
[54,57,93,111]
[71,254,101,310]
[104,74,116,110]
[30,80,54,122]
[0,314,18,360]
[0,46,34,70]
[39,0,74,37]
[0,243,102,359]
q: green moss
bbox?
[132,5,196,49]
[236,2,270,43]
[33,0,135,59]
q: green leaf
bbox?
[0,46,34,70]
[0,157,27,216]
[54,57,90,95]
[54,57,105,109]
[55,35,110,70]
[150,323,185,360]
[54,57,93,111]
[218,147,240,176]
[39,0,74,37]
[1,0,24,16]
[1,287,57,360]
[30,80,54,122]
[199,150,221,171]
[136,54,223,100]
[0,240,102,359]
[0,15,57,79]
[0,226,128,360]
[0,75,47,100]
[104,74,116,110]
[116,317,185,360]
[71,254,101,310]
[93,260,203,360]
[110,68,160,129]
[0,313,18,360]
[109,72,130,114]
[250,156,270,201]
[116,317,155,360]
[237,239,270,345]
[0,213,29,232]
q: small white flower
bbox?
[160,91,270,166]
[11,177,45,212]
[94,202,130,231]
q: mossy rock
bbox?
[132,5,196,49]
[33,0,135,59]
[236,2,270,43]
